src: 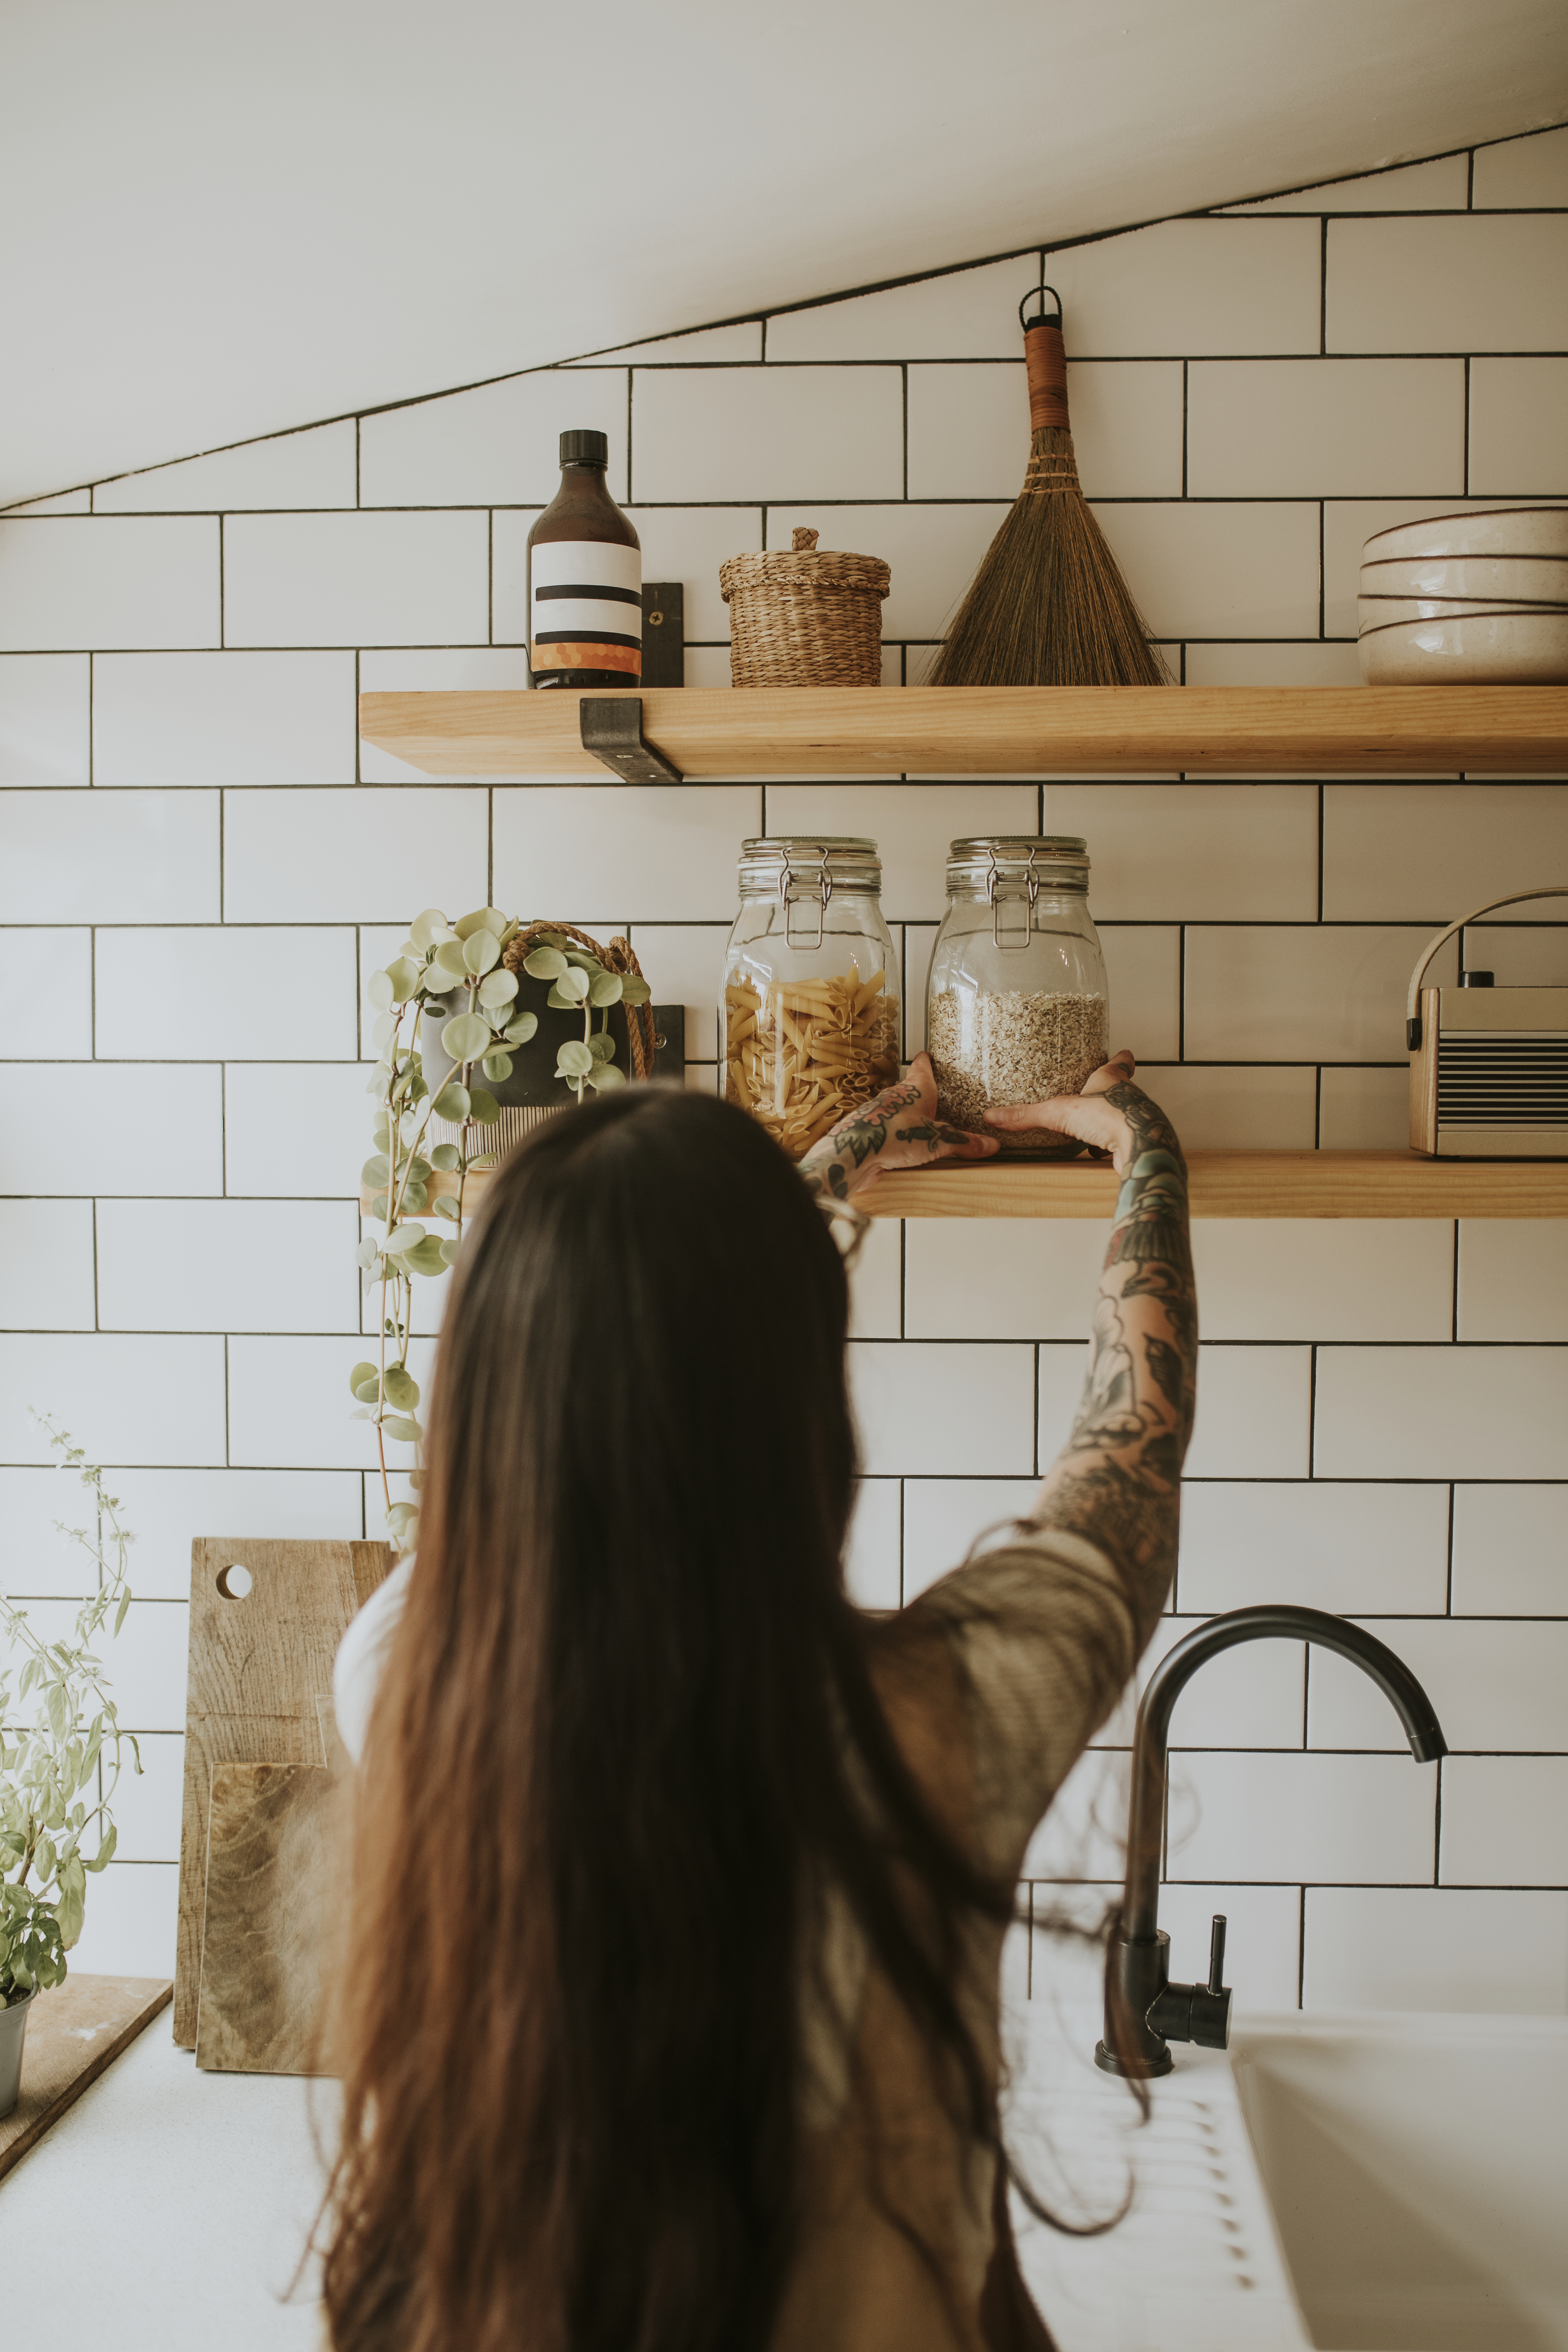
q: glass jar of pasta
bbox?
[926,837,1108,1157]
[723,838,901,1160]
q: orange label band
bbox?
[1024,321,1071,432]
[530,641,642,675]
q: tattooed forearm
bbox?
[1031,1080,1196,1609]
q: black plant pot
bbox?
[422,972,638,1160]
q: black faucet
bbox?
[1094,1604,1447,2078]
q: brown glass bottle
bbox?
[526,429,642,690]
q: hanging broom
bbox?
[928,283,1171,687]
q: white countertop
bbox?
[0,1999,1308,2351]
[0,2013,331,2349]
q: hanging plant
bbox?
[354,905,535,1552]
[354,909,654,1553]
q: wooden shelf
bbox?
[357,684,1568,780]
[362,1152,1568,1223]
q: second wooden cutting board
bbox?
[174,1537,391,2049]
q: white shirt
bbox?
[332,1555,414,1765]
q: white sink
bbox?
[1004,2002,1313,2351]
[1004,1998,1567,2352]
[1230,2011,1568,2352]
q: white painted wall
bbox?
[2,124,1567,2015]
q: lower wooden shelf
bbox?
[361,1151,1568,1223]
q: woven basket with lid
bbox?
[720,528,890,687]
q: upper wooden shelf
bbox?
[357,684,1568,780]
[364,1152,1568,1223]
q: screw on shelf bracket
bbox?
[579,696,683,784]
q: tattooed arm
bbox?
[797,1049,999,1204]
[989,1051,1196,1614]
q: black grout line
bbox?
[1319,219,1328,356]
[1462,354,1471,495]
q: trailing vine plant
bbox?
[354,909,649,1554]
[0,1417,140,2000]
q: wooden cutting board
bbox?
[194,1760,341,2075]
[174,1538,391,2048]
[0,1975,171,2181]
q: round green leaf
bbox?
[557,965,590,1002]
[557,1039,595,1078]
[432,1082,470,1123]
[361,1154,391,1188]
[439,1236,463,1267]
[430,1142,462,1172]
[523,946,567,980]
[349,1360,378,1398]
[586,1062,627,1091]
[462,929,501,975]
[619,975,652,1006]
[383,1415,423,1445]
[432,938,469,982]
[409,908,450,950]
[405,1236,449,1276]
[588,971,623,1007]
[455,907,508,940]
[367,1191,390,1220]
[385,1222,427,1254]
[408,1155,431,1181]
[482,1051,513,1083]
[587,1030,617,1061]
[355,1238,380,1269]
[372,1012,398,1051]
[367,971,395,1012]
[477,969,518,1009]
[385,956,420,1002]
[442,1013,491,1063]
[353,1375,381,1405]
[431,1194,461,1221]
[403,1180,429,1213]
[505,1011,539,1045]
[383,1363,420,1410]
[467,1086,500,1123]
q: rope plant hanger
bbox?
[928,282,1171,688]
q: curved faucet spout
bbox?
[1124,1605,1446,1944]
[1096,1603,1447,2078]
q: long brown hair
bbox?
[322,1087,1015,2352]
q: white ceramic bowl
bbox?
[1360,553,1568,604]
[1363,506,1568,564]
[1358,608,1568,684]
[1358,594,1568,633]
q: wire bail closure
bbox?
[780,843,834,951]
[987,844,1040,953]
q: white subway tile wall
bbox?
[2,129,1564,2002]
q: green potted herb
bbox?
[0,1421,140,2117]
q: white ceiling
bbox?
[4,0,1566,506]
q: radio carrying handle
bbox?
[1405,886,1568,1049]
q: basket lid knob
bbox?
[791,527,819,553]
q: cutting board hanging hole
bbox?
[216,1563,253,1600]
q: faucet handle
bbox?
[1207,1913,1227,1997]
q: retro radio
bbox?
[1408,887,1568,1157]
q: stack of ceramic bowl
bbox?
[1358,506,1568,682]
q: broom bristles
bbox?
[928,426,1171,688]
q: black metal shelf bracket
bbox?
[579,696,683,784]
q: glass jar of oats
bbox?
[926,837,1108,1158]
[723,838,901,1160]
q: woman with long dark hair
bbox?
[325,1044,1195,2352]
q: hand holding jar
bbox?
[797,1051,999,1201]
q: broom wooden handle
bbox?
[1024,320,1071,431]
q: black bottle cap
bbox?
[1460,969,1495,987]
[560,429,609,466]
